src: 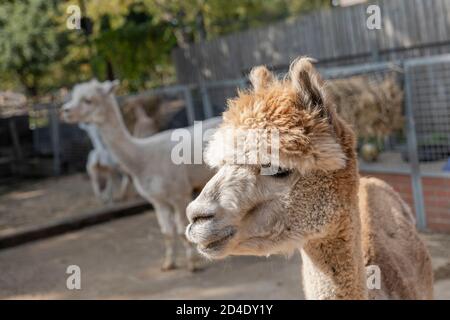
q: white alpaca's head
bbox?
[186,57,356,259]
[61,79,119,124]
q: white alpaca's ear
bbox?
[289,57,326,112]
[100,80,120,95]
[249,66,275,91]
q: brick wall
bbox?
[360,172,450,233]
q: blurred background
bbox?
[0,0,450,299]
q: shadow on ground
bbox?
[0,212,302,299]
[0,212,448,299]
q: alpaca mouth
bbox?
[61,111,81,124]
[199,228,236,253]
[61,112,74,123]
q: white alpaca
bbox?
[62,79,220,271]
[79,123,130,204]
[79,102,159,203]
[132,104,158,138]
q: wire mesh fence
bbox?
[30,103,89,175]
[322,62,405,154]
[199,79,247,118]
[403,55,450,230]
[406,58,450,165]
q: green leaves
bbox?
[0,0,329,96]
[0,0,67,96]
[91,4,177,90]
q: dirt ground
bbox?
[0,213,303,299]
[0,174,136,237]
[0,212,449,300]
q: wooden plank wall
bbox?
[172,0,450,84]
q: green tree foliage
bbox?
[0,0,330,96]
[91,3,177,90]
[205,0,330,38]
[0,0,68,96]
[146,0,330,44]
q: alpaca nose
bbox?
[186,201,218,224]
[60,106,70,120]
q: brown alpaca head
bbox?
[186,57,357,259]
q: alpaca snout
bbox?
[186,220,236,258]
[61,102,72,112]
[186,200,219,224]
[60,103,76,122]
[185,200,217,244]
[185,200,236,252]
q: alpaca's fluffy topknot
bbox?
[205,58,350,174]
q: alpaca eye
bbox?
[261,164,292,178]
[84,98,92,104]
[272,167,292,178]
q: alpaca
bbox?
[185,57,433,299]
[122,94,162,137]
[79,106,158,204]
[62,79,220,271]
[79,123,130,204]
[132,104,159,138]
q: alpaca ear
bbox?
[289,57,327,115]
[100,80,120,95]
[249,66,275,91]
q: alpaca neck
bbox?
[96,98,144,175]
[134,105,148,120]
[300,215,367,299]
[300,160,367,299]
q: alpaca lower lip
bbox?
[62,114,76,123]
[201,229,236,251]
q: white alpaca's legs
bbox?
[153,201,177,271]
[87,151,103,201]
[101,173,114,204]
[173,195,198,272]
[86,150,115,204]
[162,235,177,271]
[87,164,103,200]
[115,174,131,201]
[180,235,198,272]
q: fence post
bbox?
[49,105,61,176]
[8,118,23,162]
[200,84,214,119]
[403,63,426,230]
[183,87,196,125]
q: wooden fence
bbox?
[172,0,450,84]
